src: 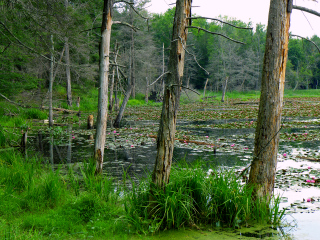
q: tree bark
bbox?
[248,0,291,200]
[151,0,192,189]
[109,43,119,112]
[221,76,229,102]
[113,80,132,128]
[65,37,72,107]
[64,0,72,107]
[203,78,209,98]
[94,0,113,174]
[49,35,54,127]
[145,77,149,103]
[130,0,135,99]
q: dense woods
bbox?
[1,0,320,101]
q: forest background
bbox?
[1,0,320,102]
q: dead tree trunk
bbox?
[109,43,119,112]
[114,79,132,128]
[94,0,113,174]
[65,37,72,107]
[130,0,135,99]
[221,76,229,102]
[64,0,72,107]
[151,0,192,189]
[203,78,209,98]
[248,0,292,200]
[145,77,149,103]
[49,35,54,127]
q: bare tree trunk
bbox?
[145,77,149,103]
[49,35,54,127]
[203,78,209,98]
[109,43,119,112]
[130,0,135,99]
[65,37,72,107]
[152,0,192,189]
[162,42,165,96]
[221,76,229,102]
[114,80,132,128]
[248,0,291,200]
[94,0,113,174]
[65,0,72,107]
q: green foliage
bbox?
[0,73,40,96]
[22,108,48,120]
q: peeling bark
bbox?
[94,0,113,174]
[151,0,192,189]
[248,0,291,200]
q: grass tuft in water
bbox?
[124,162,286,233]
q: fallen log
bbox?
[41,106,78,113]
[297,156,320,162]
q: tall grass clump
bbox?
[22,108,48,120]
[124,162,285,234]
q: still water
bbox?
[31,118,320,239]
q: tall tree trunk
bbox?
[94,0,113,174]
[65,0,72,107]
[203,78,209,98]
[109,42,119,112]
[65,37,72,107]
[248,0,291,200]
[145,77,149,103]
[130,0,135,99]
[162,42,165,96]
[49,35,54,127]
[221,76,228,102]
[151,0,192,189]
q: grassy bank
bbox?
[0,150,285,239]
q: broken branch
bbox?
[293,5,320,17]
[188,17,253,30]
[186,26,246,45]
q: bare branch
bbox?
[79,27,101,33]
[291,34,320,53]
[115,0,148,20]
[112,21,140,31]
[178,36,210,75]
[186,26,246,45]
[148,71,170,86]
[110,63,126,68]
[0,42,11,54]
[0,21,74,67]
[188,17,253,30]
[293,5,320,17]
[170,84,200,95]
[0,92,31,108]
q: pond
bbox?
[29,115,320,239]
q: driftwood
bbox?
[148,135,220,147]
[297,156,320,162]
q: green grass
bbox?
[124,162,286,233]
[0,151,286,239]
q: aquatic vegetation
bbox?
[124,162,286,233]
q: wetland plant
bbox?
[124,161,286,233]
